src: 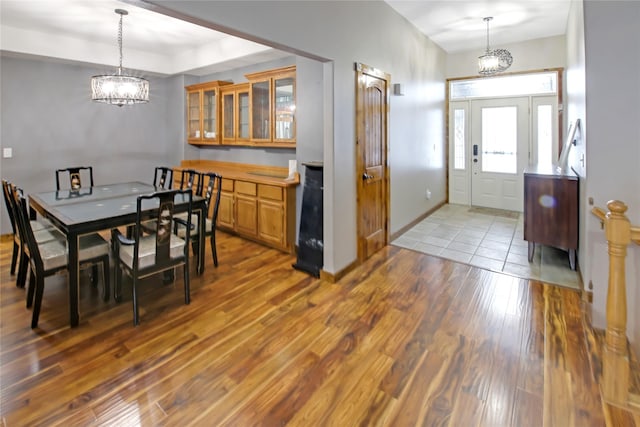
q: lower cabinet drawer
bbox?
[221,178,234,192]
[258,184,283,201]
[236,181,257,196]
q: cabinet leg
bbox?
[568,249,576,271]
[528,241,535,262]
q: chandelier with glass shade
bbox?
[478,17,513,76]
[91,9,149,106]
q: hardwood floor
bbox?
[1,232,638,426]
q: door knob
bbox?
[362,173,373,180]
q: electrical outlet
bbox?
[426,189,432,200]
[3,148,12,158]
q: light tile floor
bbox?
[392,203,581,290]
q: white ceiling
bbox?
[386,0,571,53]
[0,0,572,76]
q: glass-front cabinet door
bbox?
[246,65,296,147]
[221,88,235,143]
[237,85,250,141]
[187,91,201,141]
[185,80,231,145]
[221,83,250,145]
[202,89,217,141]
[251,79,271,142]
[274,75,295,142]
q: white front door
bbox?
[470,97,529,212]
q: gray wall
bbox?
[154,0,448,274]
[0,55,180,233]
[579,0,640,353]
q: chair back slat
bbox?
[201,172,222,220]
[154,167,173,189]
[180,169,201,193]
[56,166,94,191]
[11,185,43,271]
[134,189,192,271]
[2,179,18,234]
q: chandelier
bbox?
[478,17,513,76]
[91,9,149,106]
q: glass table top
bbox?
[30,182,200,227]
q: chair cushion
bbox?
[175,215,212,238]
[30,220,52,231]
[78,233,111,260]
[118,234,186,270]
[39,233,110,271]
[39,239,68,271]
[33,227,65,244]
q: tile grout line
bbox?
[501,212,520,273]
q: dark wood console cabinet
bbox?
[524,165,579,270]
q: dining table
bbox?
[28,181,207,327]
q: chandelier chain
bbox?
[484,17,492,53]
[117,12,123,74]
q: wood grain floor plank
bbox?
[1,233,636,425]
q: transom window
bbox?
[450,72,557,99]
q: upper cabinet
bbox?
[186,65,296,148]
[186,80,232,145]
[220,83,250,145]
[246,65,296,147]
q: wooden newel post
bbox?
[603,199,631,404]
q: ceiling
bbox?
[0,0,571,76]
[386,0,571,53]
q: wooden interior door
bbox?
[355,63,390,262]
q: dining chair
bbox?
[175,172,222,267]
[12,186,110,328]
[111,188,192,326]
[153,167,174,189]
[55,166,94,191]
[4,180,64,287]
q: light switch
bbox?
[3,148,12,158]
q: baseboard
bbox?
[389,200,446,242]
[319,260,359,283]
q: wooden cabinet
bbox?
[524,165,579,270]
[235,181,258,236]
[217,179,235,229]
[225,179,296,252]
[186,66,295,148]
[178,160,299,253]
[245,65,296,147]
[186,80,232,145]
[258,184,285,246]
[220,83,250,144]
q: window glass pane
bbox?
[450,72,557,99]
[537,105,553,165]
[481,106,517,174]
[454,109,465,170]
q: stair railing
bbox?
[592,200,640,410]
